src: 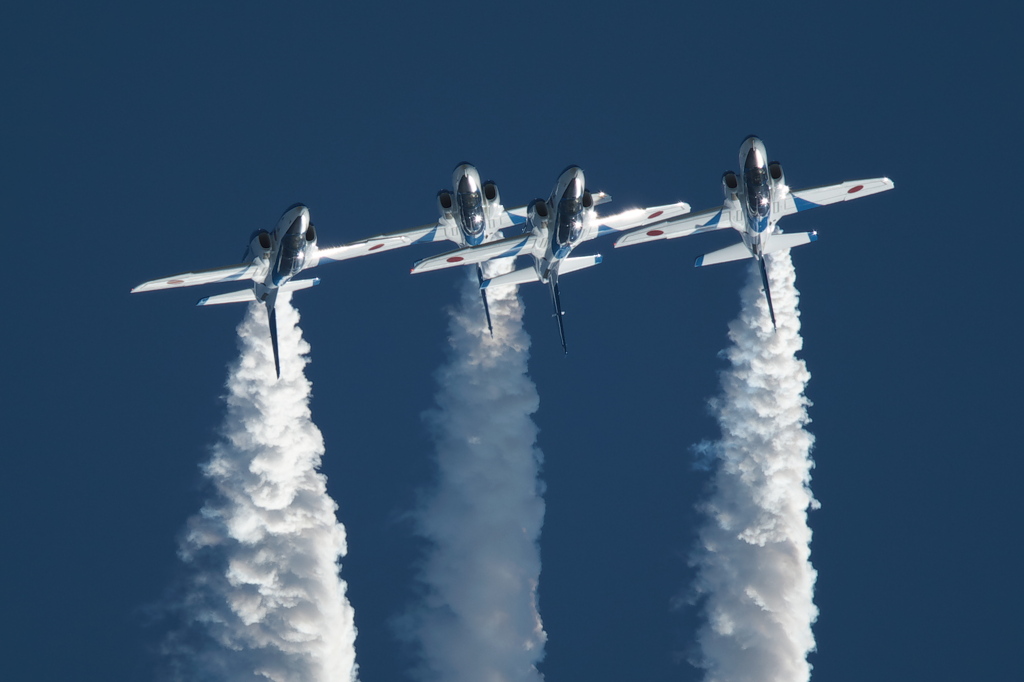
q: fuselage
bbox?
[536,165,589,281]
[446,163,508,248]
[452,164,487,246]
[254,203,316,302]
[733,136,784,258]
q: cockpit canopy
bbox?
[743,167,771,218]
[456,188,485,237]
[555,195,583,246]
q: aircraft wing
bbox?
[613,205,738,249]
[131,262,259,293]
[779,177,894,217]
[315,221,460,264]
[411,232,539,274]
[591,201,691,239]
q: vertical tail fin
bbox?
[548,276,567,354]
[268,303,281,378]
[758,256,777,330]
[476,265,494,336]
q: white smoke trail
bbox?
[402,266,547,682]
[167,295,358,682]
[689,250,818,682]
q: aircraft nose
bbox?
[287,206,310,234]
[743,145,765,170]
[559,166,584,198]
[457,173,477,194]
[453,163,479,191]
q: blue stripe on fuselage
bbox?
[747,214,770,234]
[793,195,822,212]
[412,226,439,244]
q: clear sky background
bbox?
[2,2,1021,681]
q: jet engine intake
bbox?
[482,181,499,205]
[247,230,273,260]
[722,171,739,192]
[305,223,317,244]
[582,189,593,209]
[528,198,549,230]
[768,162,785,186]
[437,190,454,219]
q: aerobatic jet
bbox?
[614,135,894,327]
[410,165,690,352]
[318,163,528,333]
[131,203,358,378]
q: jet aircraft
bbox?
[317,163,528,333]
[410,165,690,351]
[131,203,359,378]
[614,136,894,327]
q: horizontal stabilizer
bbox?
[694,242,752,267]
[280,277,320,293]
[482,267,540,289]
[559,254,603,275]
[197,289,257,306]
[196,278,319,306]
[764,231,817,255]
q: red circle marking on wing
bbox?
[647,210,664,219]
[168,279,184,284]
[447,256,464,263]
[369,243,384,251]
[647,229,665,237]
[848,185,864,194]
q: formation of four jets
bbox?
[132,136,894,376]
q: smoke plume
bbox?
[167,295,358,682]
[403,266,547,682]
[689,250,818,682]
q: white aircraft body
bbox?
[614,135,894,327]
[131,203,356,378]
[411,166,690,351]
[316,163,528,333]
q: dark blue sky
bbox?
[2,2,1021,681]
